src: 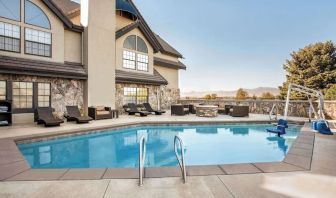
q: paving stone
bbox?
[219,163,262,175]
[145,167,181,178]
[292,142,314,150]
[295,136,314,145]
[104,176,234,198]
[253,162,304,173]
[187,165,225,176]
[0,180,110,198]
[103,168,138,179]
[284,154,312,170]
[0,151,26,166]
[288,147,313,157]
[7,169,68,181]
[0,161,30,181]
[60,168,106,180]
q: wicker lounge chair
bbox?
[127,103,151,116]
[171,104,189,116]
[36,107,64,127]
[66,106,93,124]
[88,106,113,120]
[229,106,249,117]
[143,103,165,115]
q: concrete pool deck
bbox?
[0,113,335,197]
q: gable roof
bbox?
[154,34,183,58]
[49,0,184,58]
[127,0,183,58]
[42,0,83,32]
[116,21,160,52]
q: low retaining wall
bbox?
[178,99,336,119]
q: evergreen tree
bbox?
[279,41,336,99]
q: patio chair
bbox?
[127,103,151,117]
[171,104,189,116]
[88,106,113,120]
[36,107,64,127]
[66,106,93,124]
[229,106,249,117]
[143,103,166,115]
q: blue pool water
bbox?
[18,124,302,169]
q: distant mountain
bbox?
[181,87,280,98]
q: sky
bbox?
[133,0,336,92]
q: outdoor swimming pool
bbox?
[18,124,302,169]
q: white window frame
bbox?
[123,36,149,72]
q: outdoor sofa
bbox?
[171,104,190,116]
[88,106,113,120]
[229,106,249,117]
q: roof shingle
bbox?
[116,69,168,85]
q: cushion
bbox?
[96,106,105,111]
[183,108,189,111]
[97,111,110,115]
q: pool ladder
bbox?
[138,135,187,186]
[139,135,146,186]
[174,135,187,183]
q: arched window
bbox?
[0,0,21,21]
[25,0,51,29]
[123,35,149,71]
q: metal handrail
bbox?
[174,135,186,183]
[139,135,146,186]
[269,104,278,121]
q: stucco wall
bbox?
[116,28,154,75]
[0,0,66,63]
[154,52,179,62]
[83,0,116,108]
[64,30,82,63]
[178,99,336,119]
[155,66,179,89]
[116,14,134,31]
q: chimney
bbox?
[82,0,116,110]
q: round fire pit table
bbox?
[196,105,219,117]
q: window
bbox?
[0,22,20,52]
[25,0,51,29]
[0,0,20,21]
[123,87,136,104]
[123,35,149,71]
[137,54,149,71]
[136,37,148,53]
[13,82,33,109]
[25,28,51,57]
[123,35,136,50]
[123,87,148,104]
[37,83,50,107]
[0,81,6,100]
[122,50,136,69]
[136,88,148,104]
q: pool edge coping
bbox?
[0,121,314,181]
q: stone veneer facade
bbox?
[116,83,180,113]
[178,99,336,119]
[0,74,84,118]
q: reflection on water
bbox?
[18,124,301,169]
